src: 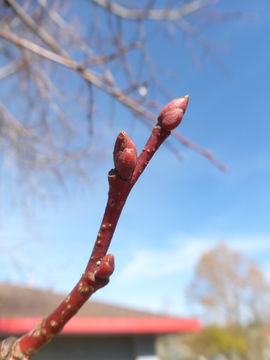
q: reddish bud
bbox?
[115,148,137,180]
[95,254,115,280]
[113,131,136,164]
[113,131,137,180]
[158,95,189,131]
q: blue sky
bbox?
[0,1,270,318]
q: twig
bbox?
[0,62,22,80]
[5,0,67,56]
[0,96,189,360]
[91,0,216,21]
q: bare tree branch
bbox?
[91,0,216,21]
[5,0,67,56]
[0,62,23,80]
[0,28,228,172]
[0,0,243,202]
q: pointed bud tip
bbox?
[175,95,189,112]
[184,94,189,109]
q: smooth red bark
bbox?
[0,96,189,360]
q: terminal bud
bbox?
[158,95,189,131]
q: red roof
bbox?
[0,316,201,335]
[0,284,201,335]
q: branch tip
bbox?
[158,95,189,131]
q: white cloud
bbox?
[117,234,270,284]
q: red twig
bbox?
[0,96,189,360]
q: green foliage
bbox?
[183,325,248,359]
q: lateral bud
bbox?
[95,254,115,280]
[158,95,189,131]
[113,131,137,180]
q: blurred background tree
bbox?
[186,242,270,325]
[0,0,244,202]
[157,322,270,360]
[157,243,270,360]
[179,325,248,360]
